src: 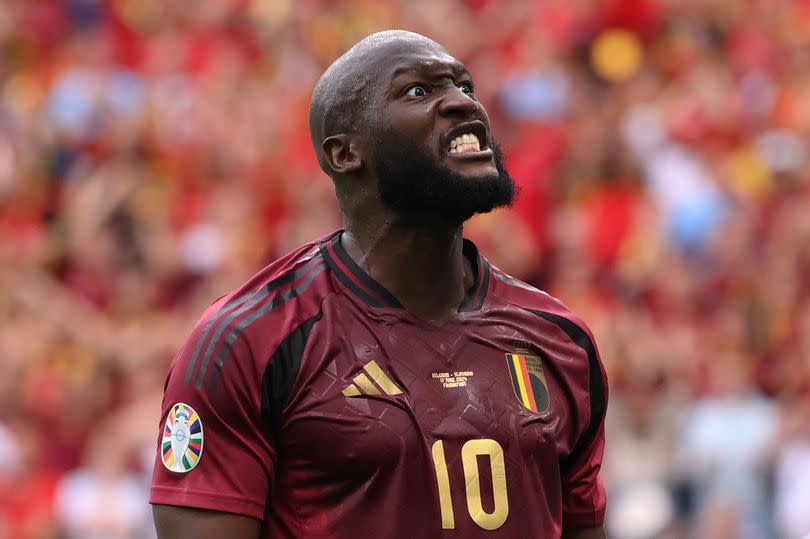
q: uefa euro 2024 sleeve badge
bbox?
[161,403,204,473]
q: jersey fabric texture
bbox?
[150,231,608,538]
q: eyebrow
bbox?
[388,61,471,89]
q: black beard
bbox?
[371,135,517,222]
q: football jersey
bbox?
[150,231,608,538]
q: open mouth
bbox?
[444,121,491,157]
[449,133,482,154]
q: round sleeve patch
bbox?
[161,403,204,473]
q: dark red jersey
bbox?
[150,231,608,538]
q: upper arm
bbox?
[562,526,607,539]
[530,309,609,529]
[149,302,278,520]
[560,339,608,530]
[153,505,261,539]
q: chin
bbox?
[446,159,499,179]
[461,170,501,183]
[375,147,516,219]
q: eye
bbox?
[457,81,474,94]
[405,85,427,97]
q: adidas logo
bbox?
[342,360,403,397]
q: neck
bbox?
[342,216,472,324]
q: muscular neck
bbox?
[341,216,473,324]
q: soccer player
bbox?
[151,30,608,539]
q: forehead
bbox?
[354,38,466,93]
[384,46,467,81]
[388,54,468,82]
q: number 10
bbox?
[431,439,510,530]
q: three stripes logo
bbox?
[505,349,551,414]
[343,360,403,397]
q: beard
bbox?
[370,134,517,222]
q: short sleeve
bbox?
[561,343,608,530]
[561,421,607,528]
[149,305,277,520]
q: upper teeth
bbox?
[449,133,481,153]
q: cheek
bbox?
[379,130,434,160]
[477,107,493,139]
[385,105,440,146]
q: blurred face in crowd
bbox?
[364,38,516,222]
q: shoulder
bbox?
[214,234,333,319]
[486,263,606,404]
[486,264,609,469]
[486,263,591,338]
[180,234,337,392]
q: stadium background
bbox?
[1,0,809,538]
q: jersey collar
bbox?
[320,231,490,312]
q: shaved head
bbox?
[308,30,515,223]
[308,30,448,175]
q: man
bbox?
[151,30,608,539]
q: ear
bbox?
[322,134,363,174]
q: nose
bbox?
[437,85,479,117]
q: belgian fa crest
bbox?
[505,348,550,414]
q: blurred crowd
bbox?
[1,0,809,538]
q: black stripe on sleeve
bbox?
[528,309,607,468]
[205,263,326,391]
[260,312,322,435]
[186,254,322,386]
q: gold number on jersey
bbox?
[431,439,510,530]
[431,440,455,529]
